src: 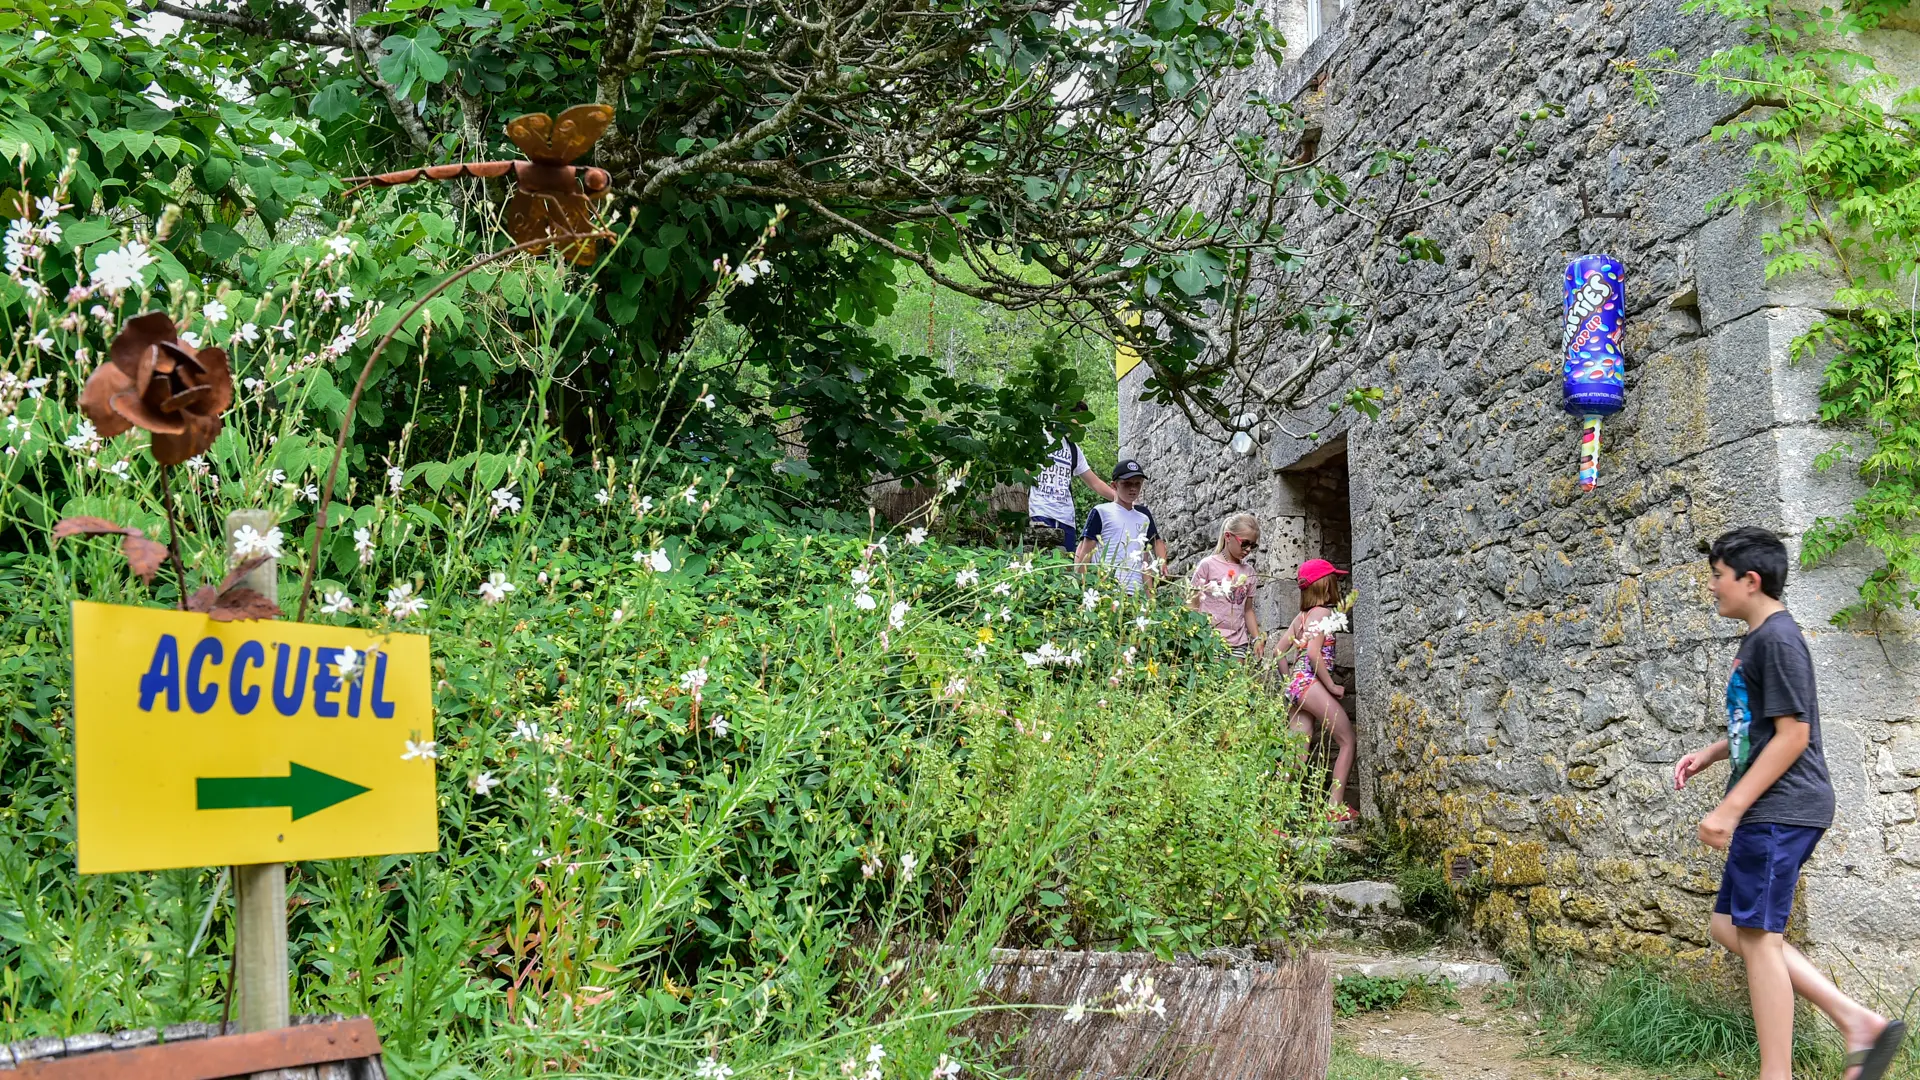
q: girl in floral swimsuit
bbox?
[1273,559,1356,822]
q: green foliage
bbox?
[1333,974,1456,1018]
[1660,0,1920,623]
[1528,963,1832,1075]
[1329,1042,1428,1080]
[0,174,1330,1073]
[1315,813,1461,932]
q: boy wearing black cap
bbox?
[1074,459,1168,594]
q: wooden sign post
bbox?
[69,511,439,1040]
[227,509,288,1034]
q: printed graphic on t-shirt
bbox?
[1726,661,1752,781]
[1028,437,1083,524]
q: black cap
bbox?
[1112,459,1149,481]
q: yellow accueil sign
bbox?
[72,601,438,873]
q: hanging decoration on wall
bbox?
[1561,254,1626,491]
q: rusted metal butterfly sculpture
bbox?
[345,104,615,264]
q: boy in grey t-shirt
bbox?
[1674,527,1905,1080]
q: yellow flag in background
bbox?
[1114,306,1143,380]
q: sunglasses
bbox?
[1232,536,1258,551]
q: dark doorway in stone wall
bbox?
[1270,439,1359,817]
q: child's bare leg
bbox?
[1711,914,1890,1077]
[1738,927,1797,1080]
[1299,683,1350,806]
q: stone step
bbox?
[1327,954,1513,987]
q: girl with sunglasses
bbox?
[1189,512,1264,659]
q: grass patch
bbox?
[1329,1040,1427,1080]
[1335,973,1458,1018]
[1504,958,1890,1079]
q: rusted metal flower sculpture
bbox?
[344,104,615,264]
[80,310,233,465]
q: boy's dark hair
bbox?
[1709,526,1789,599]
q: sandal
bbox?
[1847,1019,1907,1080]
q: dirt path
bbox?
[1335,992,1649,1080]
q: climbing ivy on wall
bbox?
[1636,0,1920,625]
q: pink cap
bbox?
[1296,558,1349,587]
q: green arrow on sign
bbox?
[196,763,371,820]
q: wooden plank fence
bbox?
[967,947,1332,1079]
[0,1015,383,1079]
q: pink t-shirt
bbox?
[1191,554,1257,647]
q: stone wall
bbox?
[1123,0,1920,989]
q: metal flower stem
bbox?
[157,464,189,610]
[294,231,612,621]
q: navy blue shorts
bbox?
[1031,516,1078,553]
[1714,821,1824,934]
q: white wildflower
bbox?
[513,719,541,742]
[401,739,438,761]
[850,567,872,586]
[235,321,260,345]
[352,527,376,566]
[64,418,98,451]
[385,582,427,619]
[967,643,988,660]
[1064,1000,1087,1023]
[735,258,772,286]
[387,465,405,494]
[709,714,730,738]
[899,853,917,883]
[177,330,202,349]
[472,772,500,796]
[888,600,909,630]
[906,526,928,546]
[682,483,699,505]
[635,547,670,572]
[991,581,1012,597]
[1133,615,1152,631]
[320,590,355,615]
[944,474,964,494]
[266,468,287,486]
[853,590,877,611]
[232,524,285,559]
[1307,611,1350,635]
[679,666,710,698]
[489,486,522,518]
[477,571,516,605]
[201,299,228,325]
[695,1058,734,1080]
[698,393,716,410]
[595,487,612,505]
[332,647,362,680]
[27,328,52,353]
[90,241,153,294]
[932,1054,963,1079]
[1082,588,1101,611]
[326,235,355,257]
[1021,642,1085,668]
[955,567,979,587]
[299,484,319,503]
[611,607,624,623]
[273,319,295,340]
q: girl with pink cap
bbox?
[1274,558,1356,822]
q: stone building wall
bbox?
[1123,0,1920,989]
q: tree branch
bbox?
[143,0,353,48]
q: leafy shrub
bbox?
[1333,974,1455,1017]
[0,162,1331,1075]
